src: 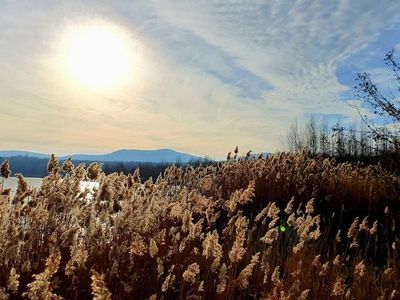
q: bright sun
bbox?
[62,22,133,90]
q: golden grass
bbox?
[0,152,399,299]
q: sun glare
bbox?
[62,22,134,90]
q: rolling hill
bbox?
[0,149,202,163]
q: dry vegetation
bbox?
[0,151,399,299]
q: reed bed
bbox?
[0,151,399,299]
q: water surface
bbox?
[2,177,42,194]
[2,177,98,198]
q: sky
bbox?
[0,0,400,159]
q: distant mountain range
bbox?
[0,149,202,163]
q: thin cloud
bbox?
[0,1,399,158]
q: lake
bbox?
[1,177,99,197]
[2,177,43,194]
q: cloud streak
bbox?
[0,0,399,158]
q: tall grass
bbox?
[0,152,399,299]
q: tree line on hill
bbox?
[0,155,214,179]
[284,117,399,172]
[285,116,398,157]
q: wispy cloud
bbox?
[0,1,399,158]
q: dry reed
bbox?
[0,151,398,299]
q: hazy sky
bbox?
[1,1,400,159]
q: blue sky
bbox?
[0,1,399,158]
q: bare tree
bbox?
[350,49,400,152]
[359,124,368,156]
[333,123,346,157]
[305,115,318,155]
[319,119,330,155]
[346,123,358,157]
[286,119,304,152]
